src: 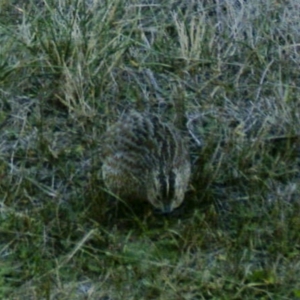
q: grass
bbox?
[1,0,300,299]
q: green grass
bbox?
[1,0,300,299]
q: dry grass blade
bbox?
[0,0,300,299]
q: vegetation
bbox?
[1,0,300,299]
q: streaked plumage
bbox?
[101,111,191,213]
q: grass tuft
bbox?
[1,0,300,299]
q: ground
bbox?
[0,0,300,299]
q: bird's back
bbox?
[101,111,191,213]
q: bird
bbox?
[101,110,191,214]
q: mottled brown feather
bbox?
[101,111,191,213]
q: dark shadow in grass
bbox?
[86,186,207,232]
